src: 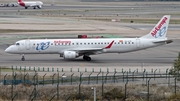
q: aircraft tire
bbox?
[86,57,91,61]
[83,56,87,60]
[83,56,91,61]
[21,58,25,61]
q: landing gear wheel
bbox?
[25,7,28,9]
[34,7,36,9]
[83,56,86,60]
[83,56,91,61]
[21,57,25,61]
[86,57,91,61]
[21,54,25,61]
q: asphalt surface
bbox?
[0,3,180,73]
[0,4,180,16]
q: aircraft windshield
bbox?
[15,43,20,46]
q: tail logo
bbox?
[151,17,167,38]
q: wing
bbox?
[29,4,36,7]
[71,48,104,55]
[30,4,39,7]
[60,40,114,55]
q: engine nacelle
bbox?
[63,51,78,59]
[38,5,42,9]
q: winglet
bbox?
[105,40,114,49]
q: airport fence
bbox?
[0,66,179,101]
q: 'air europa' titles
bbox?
[151,17,167,37]
[54,40,71,44]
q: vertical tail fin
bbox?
[140,15,170,39]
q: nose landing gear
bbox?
[21,54,25,61]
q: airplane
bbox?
[5,15,172,61]
[17,0,43,9]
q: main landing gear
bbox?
[21,54,25,61]
[83,55,91,61]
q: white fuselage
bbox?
[4,15,172,61]
[18,1,43,8]
[5,38,165,55]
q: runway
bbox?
[0,4,180,16]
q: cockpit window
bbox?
[16,43,20,46]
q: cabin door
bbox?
[25,40,30,50]
[136,39,140,48]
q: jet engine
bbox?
[63,51,78,59]
[38,5,42,9]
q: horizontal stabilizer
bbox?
[153,40,173,44]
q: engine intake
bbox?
[63,51,78,59]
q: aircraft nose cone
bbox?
[5,47,10,53]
